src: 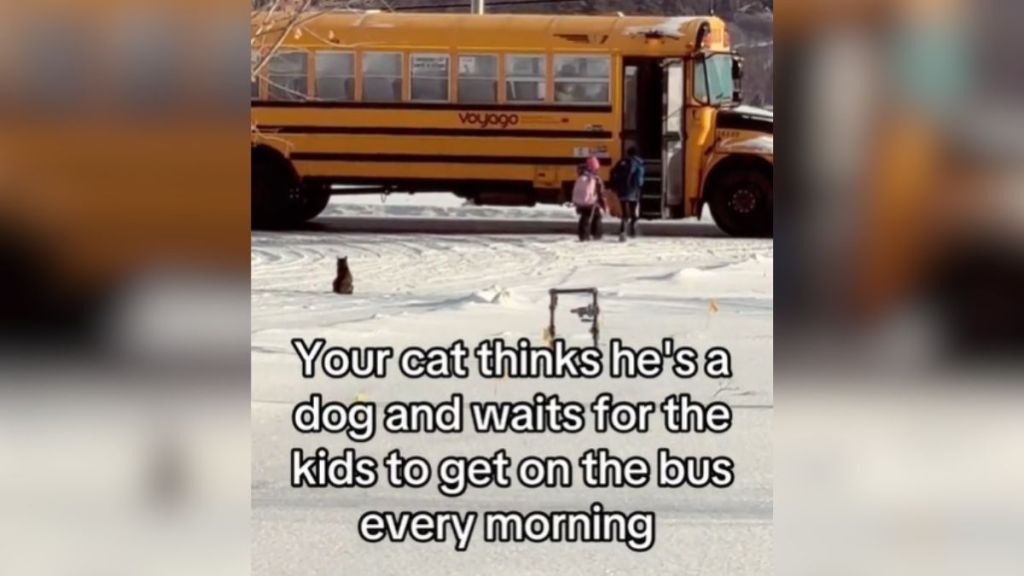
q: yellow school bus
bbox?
[251,11,773,237]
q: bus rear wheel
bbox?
[252,147,329,228]
[251,147,298,229]
[709,169,773,238]
[294,183,331,223]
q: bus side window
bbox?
[267,50,308,101]
[553,55,610,104]
[362,52,402,102]
[315,51,355,101]
[457,54,498,103]
[693,59,708,103]
[410,53,450,102]
[505,54,545,103]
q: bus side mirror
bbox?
[732,54,745,103]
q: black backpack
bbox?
[610,158,632,192]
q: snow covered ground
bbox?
[252,196,773,575]
[320,190,579,221]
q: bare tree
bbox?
[251,0,315,102]
[251,0,397,103]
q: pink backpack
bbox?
[572,173,598,207]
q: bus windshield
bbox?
[694,53,735,106]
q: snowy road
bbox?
[252,198,773,575]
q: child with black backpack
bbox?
[610,147,645,241]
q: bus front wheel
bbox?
[709,169,773,238]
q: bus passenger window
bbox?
[457,55,497,103]
[315,52,355,101]
[553,55,609,104]
[411,53,450,102]
[362,52,402,102]
[267,51,308,101]
[505,55,546,103]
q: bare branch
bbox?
[251,0,316,80]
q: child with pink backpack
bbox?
[572,156,607,241]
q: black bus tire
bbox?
[293,184,331,223]
[251,146,298,229]
[709,169,773,238]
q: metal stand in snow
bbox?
[548,288,600,347]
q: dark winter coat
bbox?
[616,157,645,203]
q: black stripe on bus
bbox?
[252,100,612,114]
[290,152,610,166]
[716,114,774,135]
[257,125,613,139]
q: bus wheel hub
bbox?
[730,189,757,214]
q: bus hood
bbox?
[717,105,774,135]
[717,133,774,157]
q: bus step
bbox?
[640,195,663,219]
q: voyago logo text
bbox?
[458,112,520,128]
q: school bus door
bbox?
[663,59,685,219]
[621,57,684,220]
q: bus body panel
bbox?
[253,102,619,197]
